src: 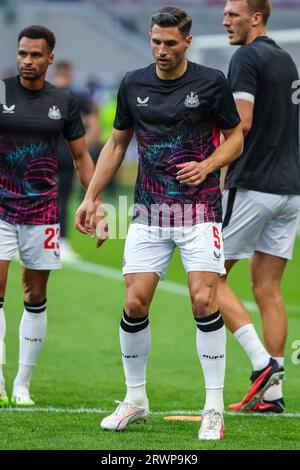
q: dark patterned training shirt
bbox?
[114,61,240,226]
[0,76,85,225]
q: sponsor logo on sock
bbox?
[203,354,225,360]
[122,353,138,359]
[25,337,43,343]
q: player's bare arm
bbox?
[69,136,105,243]
[235,99,254,136]
[176,122,243,186]
[75,127,133,235]
[68,136,95,190]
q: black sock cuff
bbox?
[24,299,47,314]
[195,311,224,332]
[121,309,149,333]
[0,297,4,308]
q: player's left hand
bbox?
[176,161,209,186]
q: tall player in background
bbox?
[219,0,300,413]
[0,26,101,407]
[76,6,243,440]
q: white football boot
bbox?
[11,385,35,407]
[198,409,224,440]
[101,401,149,431]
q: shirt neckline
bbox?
[153,61,190,84]
[17,75,46,95]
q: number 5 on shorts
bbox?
[213,226,221,250]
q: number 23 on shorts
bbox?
[44,227,60,250]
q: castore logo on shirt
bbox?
[2,104,15,114]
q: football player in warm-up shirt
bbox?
[219,0,300,413]
[0,25,102,407]
[76,7,243,440]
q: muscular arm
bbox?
[68,136,95,191]
[177,123,244,186]
[75,127,133,234]
[85,127,133,201]
[234,98,254,136]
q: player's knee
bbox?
[218,274,228,285]
[252,282,280,304]
[252,282,266,304]
[125,295,149,318]
[191,292,211,317]
[23,286,46,305]
[0,281,6,298]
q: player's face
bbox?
[151,25,191,75]
[17,37,54,81]
[223,0,254,45]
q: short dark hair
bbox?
[245,0,271,25]
[150,6,192,38]
[18,25,56,51]
[53,60,73,74]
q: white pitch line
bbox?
[65,259,300,313]
[1,406,300,418]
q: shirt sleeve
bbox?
[228,47,259,96]
[113,76,134,130]
[63,94,86,141]
[210,71,241,130]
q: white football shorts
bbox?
[222,189,300,260]
[122,222,225,279]
[0,219,61,270]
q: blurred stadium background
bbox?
[1,0,300,181]
[0,0,300,451]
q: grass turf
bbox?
[0,193,299,450]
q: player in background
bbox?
[0,25,103,407]
[76,7,243,440]
[52,60,100,261]
[219,0,300,413]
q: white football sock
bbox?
[264,357,284,401]
[234,323,270,371]
[13,365,33,389]
[204,388,224,413]
[120,311,150,409]
[196,312,226,413]
[0,306,6,385]
[125,385,148,409]
[14,302,47,390]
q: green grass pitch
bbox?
[0,195,299,450]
